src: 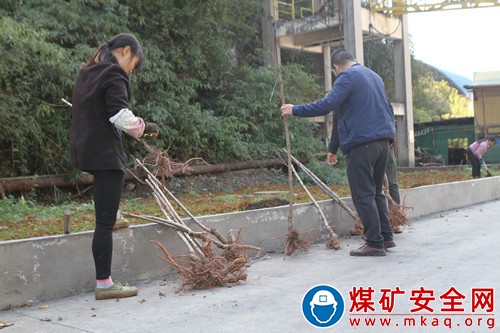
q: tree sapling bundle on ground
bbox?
[125,159,261,291]
[278,74,311,256]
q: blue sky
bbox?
[407,6,500,80]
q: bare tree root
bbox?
[388,198,413,233]
[383,175,412,233]
[276,154,313,256]
[285,228,312,256]
[326,235,341,250]
[138,139,205,190]
[277,77,312,256]
[151,238,248,292]
[140,139,194,177]
[351,218,364,236]
[223,229,249,262]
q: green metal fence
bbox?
[414,118,474,165]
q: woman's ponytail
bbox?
[84,34,143,70]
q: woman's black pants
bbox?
[89,170,124,280]
[467,148,481,178]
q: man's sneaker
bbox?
[350,244,386,257]
[95,282,139,300]
[113,211,131,231]
[384,240,397,249]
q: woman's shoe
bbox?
[95,282,138,300]
[113,211,131,230]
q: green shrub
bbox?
[0,1,328,178]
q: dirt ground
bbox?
[155,166,472,215]
[1,166,474,241]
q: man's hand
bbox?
[327,152,337,166]
[281,104,294,117]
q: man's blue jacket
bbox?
[292,64,395,154]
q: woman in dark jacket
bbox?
[70,33,158,300]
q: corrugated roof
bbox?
[471,71,500,87]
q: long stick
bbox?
[290,164,338,239]
[147,176,201,256]
[164,186,228,244]
[145,176,205,257]
[150,189,197,256]
[136,158,228,244]
[134,158,263,253]
[278,74,295,233]
[124,213,261,253]
[150,187,204,257]
[289,153,359,221]
[383,174,397,207]
[483,161,492,176]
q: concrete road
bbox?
[1,200,499,333]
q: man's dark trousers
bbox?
[345,140,393,249]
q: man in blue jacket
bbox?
[281,48,395,256]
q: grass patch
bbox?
[0,197,160,241]
[0,168,472,241]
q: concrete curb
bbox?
[1,177,499,309]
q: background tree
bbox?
[446,89,472,119]
[0,0,129,177]
[411,58,472,123]
[412,75,472,123]
[0,1,471,178]
[0,0,324,177]
[364,38,395,99]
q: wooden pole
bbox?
[290,164,338,241]
[278,74,295,233]
[289,153,359,221]
[64,209,71,234]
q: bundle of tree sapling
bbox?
[278,75,311,256]
[124,159,261,291]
